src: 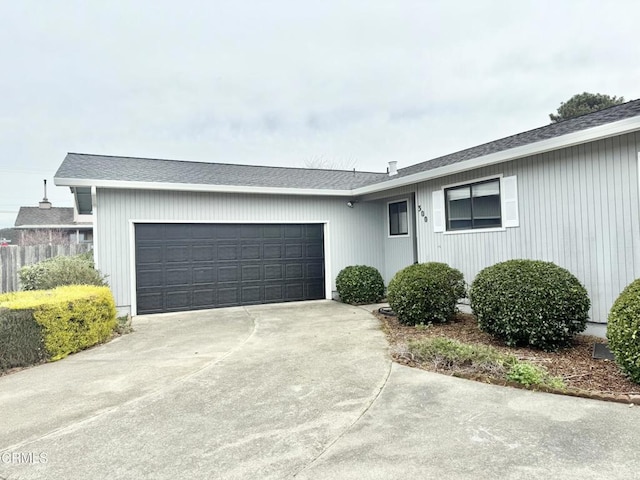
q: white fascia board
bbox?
[54,178,353,197]
[353,116,640,195]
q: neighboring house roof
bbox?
[14,207,92,229]
[55,99,640,195]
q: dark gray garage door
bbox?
[135,223,325,314]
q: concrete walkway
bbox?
[0,300,638,479]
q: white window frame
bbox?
[436,174,515,235]
[387,198,410,238]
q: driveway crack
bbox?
[292,358,393,477]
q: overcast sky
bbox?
[1,0,639,228]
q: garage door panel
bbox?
[306,263,324,279]
[284,225,302,238]
[263,225,282,238]
[193,288,215,307]
[166,268,191,286]
[218,245,238,260]
[264,264,283,280]
[285,244,303,258]
[194,267,216,284]
[193,245,215,261]
[218,287,240,306]
[307,283,324,299]
[241,285,261,303]
[166,246,190,262]
[241,265,261,281]
[241,244,260,259]
[305,224,323,239]
[306,243,323,258]
[265,284,284,302]
[165,224,189,240]
[137,270,163,287]
[137,292,164,313]
[166,290,191,310]
[286,263,303,279]
[135,223,325,314]
[240,225,261,239]
[218,265,239,282]
[264,244,282,259]
[286,283,304,300]
[138,246,163,264]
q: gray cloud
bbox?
[1,0,639,227]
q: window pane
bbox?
[389,201,408,235]
[472,180,501,228]
[447,187,472,230]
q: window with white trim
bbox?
[388,200,408,236]
[432,175,519,233]
[445,179,501,230]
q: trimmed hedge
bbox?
[0,285,117,369]
[470,260,590,351]
[607,279,640,383]
[387,262,466,325]
[19,253,107,291]
[336,265,385,304]
[0,309,47,372]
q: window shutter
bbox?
[501,176,519,228]
[432,190,445,232]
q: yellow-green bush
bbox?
[0,285,117,363]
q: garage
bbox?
[135,223,325,314]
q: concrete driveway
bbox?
[0,301,638,479]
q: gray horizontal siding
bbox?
[96,190,386,313]
[416,131,640,324]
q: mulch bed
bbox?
[377,310,640,404]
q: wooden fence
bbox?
[0,244,93,293]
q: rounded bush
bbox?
[335,265,385,304]
[607,279,640,384]
[19,253,107,291]
[387,262,466,325]
[470,259,590,351]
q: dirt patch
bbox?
[377,310,640,403]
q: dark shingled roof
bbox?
[56,154,388,190]
[55,99,640,191]
[14,207,90,227]
[389,98,640,180]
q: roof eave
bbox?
[53,178,355,197]
[352,115,640,195]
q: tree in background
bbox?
[549,92,625,123]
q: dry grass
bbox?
[377,310,640,403]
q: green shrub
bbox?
[408,337,514,375]
[387,262,465,325]
[19,252,107,291]
[506,362,565,389]
[0,285,117,362]
[470,259,590,351]
[336,265,385,304]
[408,337,565,389]
[0,309,47,372]
[607,279,640,383]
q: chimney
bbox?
[39,179,52,209]
[388,161,398,176]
